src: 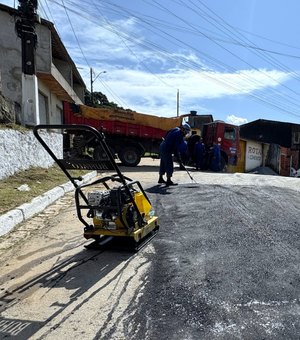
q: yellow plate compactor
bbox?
[33,124,159,251]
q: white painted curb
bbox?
[0,209,24,236]
[0,171,97,237]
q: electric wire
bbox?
[153,0,300,98]
[136,0,300,116]
[90,0,172,105]
[57,0,129,108]
[144,0,300,115]
[38,1,50,21]
[231,24,300,52]
[46,0,300,118]
[102,0,300,87]
[90,0,178,89]
[51,0,300,116]
[89,0,132,107]
[189,0,300,84]
[60,0,90,67]
[98,79,129,108]
[103,0,300,59]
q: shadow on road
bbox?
[0,245,133,338]
[145,184,173,195]
[119,164,160,173]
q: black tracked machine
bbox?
[33,124,159,251]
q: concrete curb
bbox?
[0,171,97,237]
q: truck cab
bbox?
[185,114,240,170]
[202,121,240,168]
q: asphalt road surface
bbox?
[0,159,299,339]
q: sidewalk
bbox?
[0,171,97,237]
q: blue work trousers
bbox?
[159,142,174,178]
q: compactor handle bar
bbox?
[33,124,127,188]
[33,124,145,228]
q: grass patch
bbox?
[0,123,30,132]
[0,166,90,215]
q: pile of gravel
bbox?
[248,166,278,176]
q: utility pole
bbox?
[90,68,106,106]
[90,67,93,105]
[16,0,39,126]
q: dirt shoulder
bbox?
[0,166,90,215]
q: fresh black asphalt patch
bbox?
[129,183,300,340]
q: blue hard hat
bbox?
[182,123,191,132]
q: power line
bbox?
[38,1,50,21]
[187,0,300,83]
[45,0,300,118]
[60,0,90,67]
[144,0,300,111]
[233,26,300,52]
[90,0,177,89]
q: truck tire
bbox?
[118,146,141,166]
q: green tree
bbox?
[84,90,121,109]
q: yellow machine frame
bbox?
[33,124,159,251]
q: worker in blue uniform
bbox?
[158,123,191,186]
[194,138,206,170]
[210,142,221,171]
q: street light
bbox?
[90,68,107,105]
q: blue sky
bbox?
[3,0,300,125]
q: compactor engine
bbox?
[88,188,134,228]
[87,187,150,230]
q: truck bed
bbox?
[64,108,167,140]
[63,102,185,139]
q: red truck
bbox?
[63,102,184,166]
[63,102,239,170]
[187,120,240,170]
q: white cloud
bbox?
[84,67,291,117]
[2,0,294,121]
[226,115,248,125]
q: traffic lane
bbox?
[136,183,300,340]
[1,169,299,339]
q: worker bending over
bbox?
[158,123,191,186]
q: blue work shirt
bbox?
[163,127,184,154]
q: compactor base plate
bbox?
[84,217,159,252]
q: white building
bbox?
[0,3,85,125]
